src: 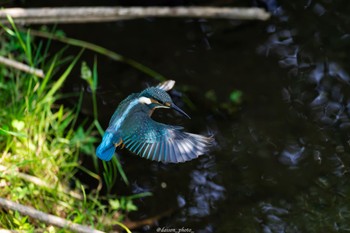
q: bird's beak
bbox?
[170,103,191,119]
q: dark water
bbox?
[7,0,350,232]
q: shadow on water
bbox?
[8,0,350,232]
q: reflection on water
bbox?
[187,162,225,217]
[237,1,350,232]
[279,143,305,166]
[259,202,290,233]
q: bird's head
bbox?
[138,87,190,118]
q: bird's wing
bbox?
[120,114,213,163]
[156,80,175,91]
[109,93,139,126]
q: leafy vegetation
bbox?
[0,18,147,232]
[204,88,243,115]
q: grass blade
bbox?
[29,29,166,81]
[44,49,84,102]
[113,156,129,186]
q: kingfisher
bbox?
[96,80,213,163]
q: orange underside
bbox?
[114,138,125,149]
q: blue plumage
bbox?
[96,132,118,161]
[96,80,213,163]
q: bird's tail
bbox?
[96,132,117,161]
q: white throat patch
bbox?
[138,96,152,105]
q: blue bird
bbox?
[96,80,213,163]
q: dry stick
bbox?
[0,229,17,233]
[0,165,83,200]
[0,56,44,78]
[0,7,270,24]
[0,198,105,233]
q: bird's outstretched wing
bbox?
[120,114,213,163]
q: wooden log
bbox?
[0,7,270,24]
[0,197,106,233]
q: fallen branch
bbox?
[0,56,44,78]
[0,7,270,24]
[0,198,105,233]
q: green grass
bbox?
[0,18,148,232]
[30,28,167,82]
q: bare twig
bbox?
[0,7,270,24]
[0,165,83,200]
[0,229,17,233]
[0,56,44,78]
[122,209,174,230]
[0,198,105,233]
